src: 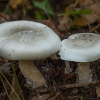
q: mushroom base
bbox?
[77,62,92,83]
[19,60,47,88]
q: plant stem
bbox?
[22,0,26,19]
[10,61,25,100]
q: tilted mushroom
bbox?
[0,20,61,88]
[59,33,100,83]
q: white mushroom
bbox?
[59,33,100,83]
[64,61,70,74]
[0,20,61,88]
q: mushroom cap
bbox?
[59,33,100,62]
[0,20,61,60]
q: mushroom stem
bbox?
[19,60,47,88]
[64,61,70,74]
[77,62,92,83]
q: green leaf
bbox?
[32,0,55,16]
[43,0,55,15]
[33,1,44,10]
[58,9,92,16]
[35,10,46,20]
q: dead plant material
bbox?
[48,92,61,100]
[61,81,97,89]
[36,81,97,94]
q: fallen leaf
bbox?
[58,16,72,31]
[58,6,72,31]
[10,0,22,9]
[79,0,93,6]
[0,13,8,24]
[79,0,100,24]
[96,86,100,97]
[38,20,61,37]
[0,57,8,63]
[59,0,100,28]
[63,72,75,81]
[72,16,87,26]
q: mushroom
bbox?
[64,61,70,74]
[59,33,100,83]
[0,20,61,88]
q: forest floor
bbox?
[0,0,100,100]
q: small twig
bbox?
[73,0,79,8]
[82,15,91,32]
[81,14,99,33]
[62,81,97,89]
[0,71,21,100]
[36,81,97,93]
[0,75,12,100]
[93,0,100,7]
[90,24,100,33]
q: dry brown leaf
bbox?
[73,14,97,26]
[65,6,72,12]
[74,0,100,25]
[73,16,87,26]
[58,6,72,31]
[63,72,75,81]
[10,0,22,9]
[79,0,93,6]
[89,3,100,21]
[82,14,97,24]
[96,86,100,97]
[60,0,100,28]
[0,58,8,63]
[38,20,61,37]
[58,16,72,31]
[79,0,100,24]
[0,13,8,24]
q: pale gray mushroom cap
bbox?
[59,33,100,62]
[0,20,61,60]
